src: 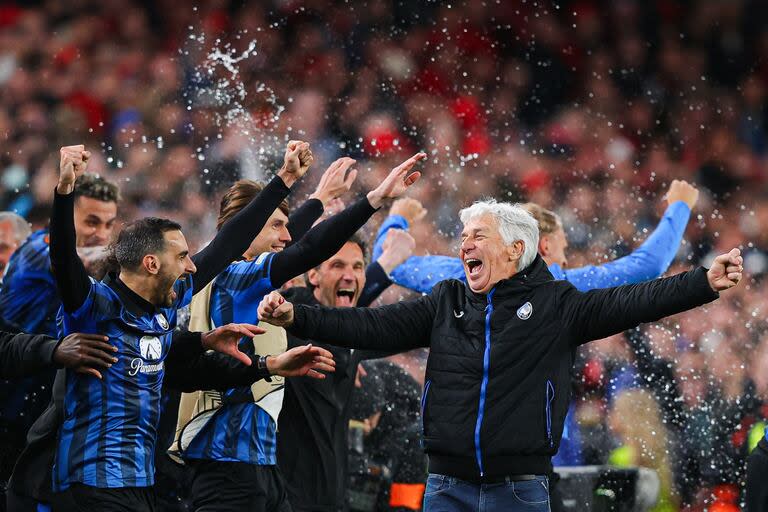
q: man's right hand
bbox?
[58,145,91,194]
[666,179,699,210]
[390,198,428,226]
[278,140,313,187]
[53,333,118,379]
[309,157,358,207]
[258,291,295,328]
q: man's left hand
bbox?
[707,248,743,291]
[201,323,266,366]
[266,344,335,379]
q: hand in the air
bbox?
[201,323,267,366]
[706,248,743,292]
[366,152,426,208]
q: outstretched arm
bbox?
[191,141,312,292]
[259,290,436,352]
[564,249,741,345]
[0,331,59,378]
[165,326,336,391]
[562,181,698,291]
[269,153,426,287]
[561,201,691,290]
[50,146,93,312]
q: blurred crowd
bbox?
[1,0,767,510]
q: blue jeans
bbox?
[423,473,550,512]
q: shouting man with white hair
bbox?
[258,199,743,512]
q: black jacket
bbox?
[277,286,392,512]
[8,330,270,502]
[0,331,59,379]
[286,256,720,481]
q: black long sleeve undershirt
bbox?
[50,190,90,313]
[164,330,270,392]
[287,198,324,244]
[269,196,378,287]
[51,175,293,312]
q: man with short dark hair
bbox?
[47,142,332,512]
[0,172,119,336]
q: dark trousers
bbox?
[747,439,768,512]
[189,460,292,512]
[51,484,155,512]
[6,488,47,512]
[423,474,550,512]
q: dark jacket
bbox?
[277,286,391,512]
[286,256,719,481]
[8,330,270,502]
[0,331,59,379]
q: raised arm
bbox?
[269,153,426,287]
[286,157,359,241]
[561,181,697,291]
[563,249,741,345]
[191,141,312,291]
[258,289,436,352]
[51,145,93,312]
[359,228,416,306]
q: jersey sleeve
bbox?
[174,274,196,309]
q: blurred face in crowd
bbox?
[460,214,523,294]
[148,230,197,307]
[539,227,568,268]
[244,208,291,259]
[309,242,366,308]
[73,196,117,248]
[0,220,23,275]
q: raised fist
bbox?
[279,140,313,186]
[666,180,699,210]
[58,145,91,193]
[390,198,428,227]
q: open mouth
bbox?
[465,258,483,277]
[272,244,286,252]
[336,288,356,306]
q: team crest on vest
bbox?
[155,313,169,330]
[139,336,163,361]
[517,301,533,320]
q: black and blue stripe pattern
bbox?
[52,274,194,491]
[182,252,279,465]
[0,229,59,336]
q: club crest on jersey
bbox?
[155,313,169,330]
[139,336,163,361]
[517,301,533,320]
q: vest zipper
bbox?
[474,288,495,477]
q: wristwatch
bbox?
[257,355,273,382]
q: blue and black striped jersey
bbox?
[0,229,58,336]
[52,274,194,491]
[182,252,278,465]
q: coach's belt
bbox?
[472,474,537,484]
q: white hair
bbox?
[459,199,540,270]
[0,212,30,243]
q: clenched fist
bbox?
[666,180,699,210]
[706,248,743,292]
[58,145,91,194]
[258,291,295,328]
[390,198,428,227]
[279,140,313,187]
